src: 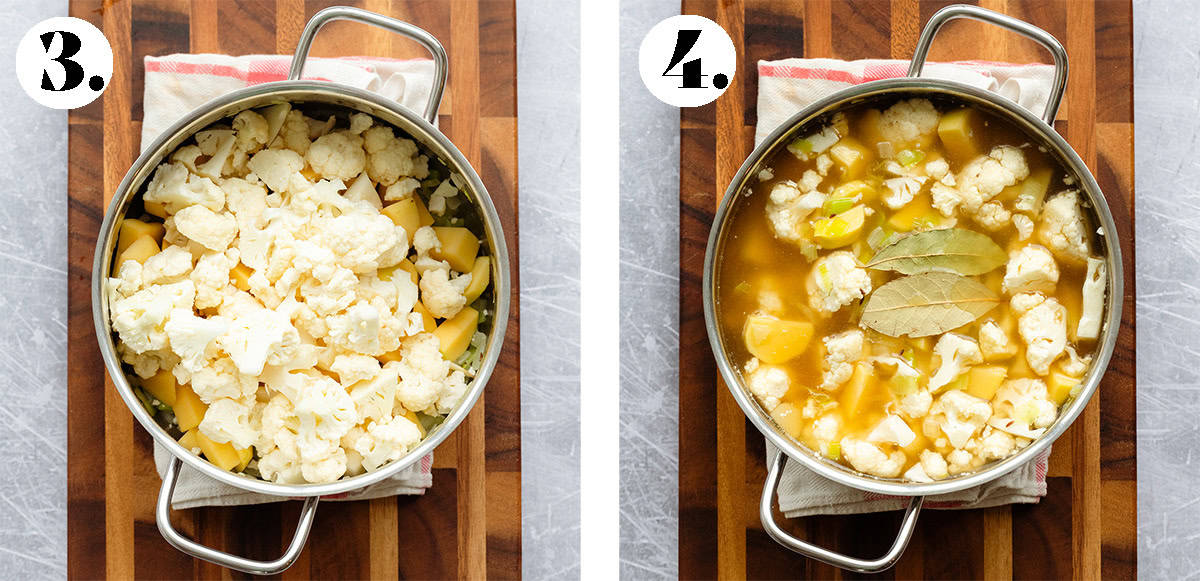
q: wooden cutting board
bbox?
[678,1,1135,578]
[66,0,520,578]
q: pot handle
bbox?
[156,457,321,575]
[288,6,448,125]
[907,4,1068,126]
[759,452,924,573]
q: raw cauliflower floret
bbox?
[973,201,1012,231]
[306,131,366,180]
[173,205,238,251]
[991,378,1057,433]
[118,344,179,379]
[143,162,226,214]
[929,390,991,449]
[362,125,428,186]
[271,109,312,154]
[1016,296,1068,375]
[347,363,399,422]
[928,333,983,391]
[743,358,789,412]
[1003,245,1059,294]
[199,396,258,449]
[164,308,227,371]
[108,260,144,302]
[312,211,403,273]
[187,355,259,403]
[925,158,950,181]
[879,98,939,146]
[189,249,238,309]
[947,449,978,475]
[110,280,196,354]
[932,145,1029,216]
[142,245,194,285]
[806,251,871,314]
[1077,256,1107,340]
[331,353,382,386]
[393,333,453,414]
[882,176,927,209]
[977,428,1017,462]
[819,329,864,391]
[1060,345,1092,378]
[221,305,301,376]
[978,320,1014,362]
[840,437,906,478]
[419,266,471,319]
[765,180,826,244]
[247,148,306,194]
[1036,190,1091,264]
[220,177,268,228]
[898,388,933,418]
[354,414,423,472]
[326,303,383,355]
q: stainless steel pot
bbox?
[703,5,1122,573]
[90,7,510,575]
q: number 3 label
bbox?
[16,17,113,110]
[639,15,736,108]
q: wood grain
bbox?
[66,0,520,578]
[677,1,1136,578]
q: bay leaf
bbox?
[865,228,1007,276]
[860,272,1000,337]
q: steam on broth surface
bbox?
[716,96,1107,482]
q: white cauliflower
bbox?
[787,125,840,161]
[312,211,403,273]
[1037,190,1091,264]
[362,125,428,186]
[882,176,927,209]
[947,448,978,475]
[199,397,258,449]
[173,205,238,251]
[306,131,366,180]
[326,303,383,355]
[1012,213,1034,241]
[879,98,939,146]
[1003,245,1059,294]
[1060,345,1092,378]
[840,437,907,478]
[220,177,268,228]
[189,249,238,309]
[976,428,1016,461]
[109,280,196,354]
[230,109,269,172]
[928,333,983,392]
[347,363,399,422]
[143,162,225,214]
[919,450,950,480]
[247,148,305,194]
[1078,256,1107,340]
[898,388,933,418]
[221,305,301,376]
[819,329,864,391]
[925,158,950,180]
[164,309,227,371]
[1017,296,1068,374]
[195,130,237,178]
[764,180,826,244]
[978,320,1014,362]
[187,355,258,403]
[931,145,1029,217]
[142,245,193,285]
[806,251,871,314]
[991,378,1057,434]
[353,414,423,472]
[972,201,1012,231]
[393,333,452,413]
[331,353,382,386]
[929,390,991,449]
[811,413,840,446]
[383,177,421,202]
[344,172,383,209]
[271,109,312,154]
[743,358,789,412]
[867,415,916,447]
[419,266,471,319]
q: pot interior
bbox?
[707,82,1123,496]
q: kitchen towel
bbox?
[144,53,436,509]
[756,57,1055,518]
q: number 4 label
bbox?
[16,17,113,110]
[640,15,736,108]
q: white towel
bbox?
[756,57,1055,517]
[142,53,436,508]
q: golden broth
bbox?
[715,97,1100,480]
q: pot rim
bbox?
[703,76,1124,497]
[91,80,511,498]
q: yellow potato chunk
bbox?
[412,301,438,333]
[178,429,200,452]
[856,108,888,149]
[236,446,253,472]
[381,196,434,244]
[117,219,165,256]
[742,314,814,365]
[433,306,479,361]
[431,227,481,273]
[463,256,492,303]
[966,366,1007,401]
[813,205,866,249]
[144,200,168,219]
[839,363,876,417]
[380,259,420,286]
[829,180,877,207]
[404,410,427,438]
[1047,369,1081,405]
[194,430,242,472]
[829,137,873,179]
[887,193,936,232]
[769,402,805,439]
[379,350,402,364]
[174,384,208,432]
[937,108,986,165]
[230,262,254,292]
[141,369,177,407]
[115,235,160,269]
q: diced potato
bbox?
[300,165,320,182]
[174,384,208,432]
[1008,348,1034,379]
[141,369,177,407]
[829,137,873,179]
[742,314,815,365]
[144,200,168,219]
[118,219,165,256]
[235,446,253,472]
[178,430,200,452]
[813,205,866,249]
[966,366,1007,400]
[839,363,875,417]
[413,301,437,333]
[827,180,877,209]
[463,256,492,303]
[379,349,402,364]
[230,262,254,292]
[937,108,986,165]
[404,410,427,437]
[1047,370,1080,405]
[1058,275,1084,342]
[194,430,242,472]
[115,235,160,268]
[433,306,479,361]
[856,108,888,149]
[380,259,420,286]
[1014,168,1053,214]
[887,193,935,232]
[769,402,805,439]
[381,196,435,244]
[431,227,481,273]
[739,220,788,264]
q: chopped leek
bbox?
[897,149,926,167]
[734,281,752,294]
[788,137,814,155]
[827,442,841,461]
